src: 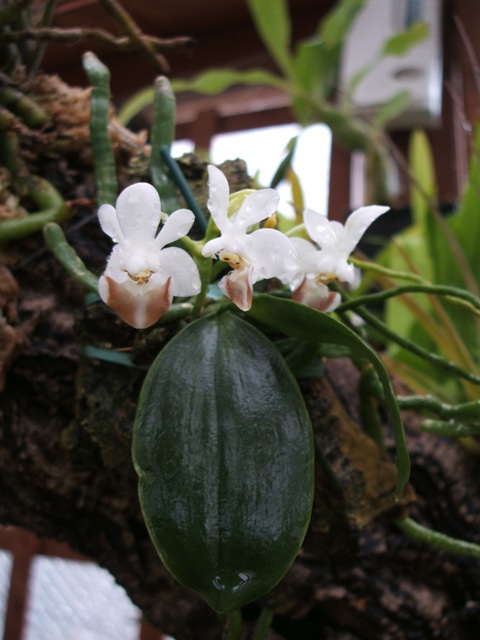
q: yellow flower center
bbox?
[317,273,337,285]
[128,269,154,284]
[218,250,250,271]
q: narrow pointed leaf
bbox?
[247,0,295,78]
[172,69,288,95]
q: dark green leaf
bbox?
[133,312,314,613]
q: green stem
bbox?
[359,364,386,451]
[192,253,213,317]
[253,605,274,640]
[222,610,243,640]
[351,257,427,284]
[82,51,117,206]
[43,222,99,293]
[395,517,480,560]
[396,395,480,422]
[342,296,480,387]
[419,419,480,438]
[338,283,480,317]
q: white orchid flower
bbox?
[290,205,390,311]
[98,182,201,329]
[202,165,298,311]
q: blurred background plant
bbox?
[118,0,429,209]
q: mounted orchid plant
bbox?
[40,58,480,640]
[99,164,389,327]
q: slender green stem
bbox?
[160,145,208,233]
[397,395,480,422]
[352,257,428,284]
[343,296,480,386]
[192,253,213,317]
[254,605,275,640]
[395,517,480,560]
[222,609,243,640]
[157,302,194,324]
[338,283,480,317]
[43,222,99,293]
[359,365,386,451]
[83,51,117,206]
[419,419,480,438]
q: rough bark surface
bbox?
[1,70,480,640]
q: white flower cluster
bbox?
[98,165,389,328]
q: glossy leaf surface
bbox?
[133,312,314,613]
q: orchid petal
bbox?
[234,188,280,230]
[220,267,253,312]
[157,247,201,296]
[292,278,341,312]
[290,237,322,274]
[202,236,226,258]
[341,205,389,254]
[98,204,126,244]
[207,165,230,229]
[99,275,173,329]
[246,228,298,282]
[155,209,195,249]
[115,182,161,243]
[101,245,127,281]
[303,208,332,246]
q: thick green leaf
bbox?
[133,312,314,614]
[382,21,429,57]
[248,295,410,495]
[172,68,288,95]
[247,0,295,78]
